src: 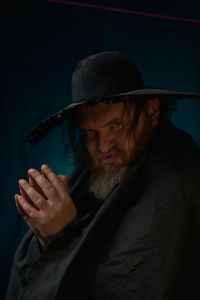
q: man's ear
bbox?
[146,98,160,127]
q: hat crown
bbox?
[71,51,144,103]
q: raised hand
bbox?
[15,164,77,248]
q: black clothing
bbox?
[6,120,200,300]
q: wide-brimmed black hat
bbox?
[27,51,200,145]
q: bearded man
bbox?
[6,52,200,300]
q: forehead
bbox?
[78,101,126,129]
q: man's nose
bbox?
[98,134,115,153]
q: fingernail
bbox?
[28,168,37,175]
[42,164,49,170]
[19,179,26,185]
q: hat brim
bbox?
[27,87,200,145]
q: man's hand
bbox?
[15,164,77,248]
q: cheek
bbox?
[116,128,132,149]
[84,139,97,156]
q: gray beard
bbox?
[89,165,130,201]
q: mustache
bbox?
[81,145,134,171]
[95,146,124,159]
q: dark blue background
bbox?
[1,1,200,298]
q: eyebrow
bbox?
[79,117,123,131]
[102,117,122,128]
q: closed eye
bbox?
[88,129,96,134]
[112,121,121,128]
[109,121,123,130]
[81,129,97,137]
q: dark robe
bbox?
[6,119,200,300]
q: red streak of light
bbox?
[44,0,200,25]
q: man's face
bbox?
[78,100,157,169]
[78,99,159,200]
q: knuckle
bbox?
[26,186,32,194]
[48,201,54,208]
[23,203,31,215]
[43,183,53,193]
[56,177,63,185]
[28,209,34,217]
[33,193,41,204]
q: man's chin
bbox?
[94,162,121,172]
[89,164,130,201]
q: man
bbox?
[6,52,200,299]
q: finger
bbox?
[19,179,48,210]
[17,195,39,219]
[19,185,38,209]
[19,184,27,198]
[57,175,69,192]
[15,195,41,236]
[41,168,50,181]
[27,168,58,201]
[41,165,66,197]
[28,173,48,200]
[19,187,25,202]
[15,194,28,218]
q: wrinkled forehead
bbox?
[77,101,127,129]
